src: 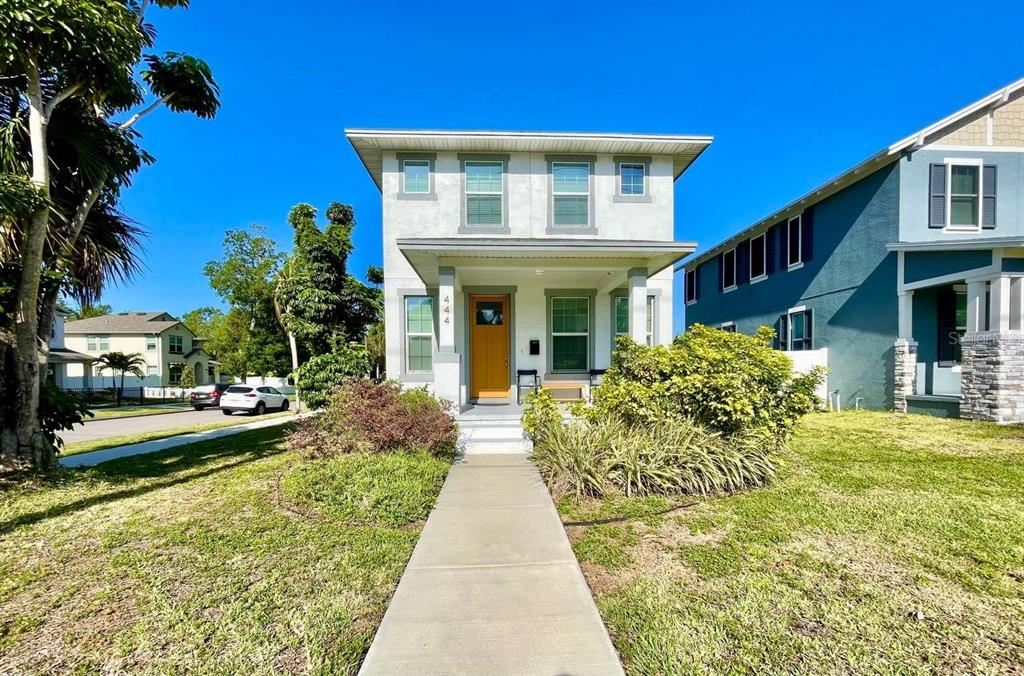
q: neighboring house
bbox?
[681,78,1024,423]
[63,312,220,389]
[45,309,95,388]
[347,129,712,407]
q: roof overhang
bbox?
[346,129,713,190]
[886,237,1024,252]
[46,348,95,364]
[397,237,696,288]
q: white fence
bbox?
[239,375,295,395]
[784,348,829,406]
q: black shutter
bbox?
[765,226,776,275]
[804,310,813,349]
[983,165,997,229]
[717,253,724,291]
[801,209,814,263]
[737,240,750,285]
[929,163,946,228]
[776,314,788,350]
[695,264,701,300]
[778,220,788,269]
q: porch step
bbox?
[457,419,532,454]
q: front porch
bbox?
[389,237,693,410]
[892,241,1024,422]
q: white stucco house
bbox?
[347,129,711,408]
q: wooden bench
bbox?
[541,382,586,402]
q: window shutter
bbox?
[776,314,788,350]
[717,253,724,292]
[765,227,776,275]
[983,164,997,229]
[801,209,814,263]
[736,240,750,285]
[804,310,813,348]
[695,264,702,300]
[777,220,788,269]
[929,163,946,228]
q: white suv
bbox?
[219,385,290,416]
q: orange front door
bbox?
[470,295,510,398]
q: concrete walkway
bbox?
[359,454,623,676]
[60,413,304,468]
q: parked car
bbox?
[189,383,231,410]
[219,385,290,416]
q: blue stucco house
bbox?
[681,78,1024,423]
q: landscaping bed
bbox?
[0,419,452,673]
[559,411,1024,674]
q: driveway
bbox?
[62,407,254,445]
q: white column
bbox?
[966,280,986,334]
[627,267,648,343]
[990,275,1012,332]
[898,291,914,340]
[438,266,456,351]
[1011,277,1024,331]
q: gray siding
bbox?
[686,163,901,410]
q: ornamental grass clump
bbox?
[287,379,457,458]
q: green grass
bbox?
[0,425,450,673]
[88,404,190,420]
[558,411,1024,674]
[61,411,293,457]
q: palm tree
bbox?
[94,352,146,407]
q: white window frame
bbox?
[722,247,738,292]
[87,334,109,352]
[402,158,431,194]
[613,295,657,345]
[618,161,646,196]
[404,296,434,374]
[551,161,591,227]
[719,321,737,333]
[146,335,157,351]
[464,160,504,226]
[146,365,158,377]
[685,268,697,305]
[169,335,183,354]
[787,306,813,351]
[787,216,803,269]
[750,232,767,282]
[551,296,590,372]
[943,158,984,233]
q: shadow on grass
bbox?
[0,426,291,537]
[561,501,697,528]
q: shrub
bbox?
[294,343,372,410]
[521,388,562,441]
[42,384,92,453]
[532,417,777,500]
[287,379,457,458]
[585,326,824,444]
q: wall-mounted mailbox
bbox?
[529,339,540,355]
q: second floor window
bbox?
[949,164,980,229]
[552,162,590,226]
[722,248,737,290]
[619,162,646,196]
[750,233,767,280]
[169,335,184,354]
[685,268,698,304]
[402,159,430,194]
[87,335,109,351]
[146,335,157,351]
[465,161,503,225]
[787,216,802,268]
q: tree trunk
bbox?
[2,57,54,473]
[288,330,300,412]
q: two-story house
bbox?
[45,309,96,389]
[347,129,712,408]
[63,312,220,389]
[681,78,1024,423]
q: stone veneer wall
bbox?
[960,332,1024,423]
[893,339,918,414]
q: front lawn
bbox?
[89,404,191,420]
[0,426,450,673]
[560,411,1024,674]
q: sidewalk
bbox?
[359,454,623,675]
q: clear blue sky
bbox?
[108,0,1024,333]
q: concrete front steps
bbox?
[456,413,532,454]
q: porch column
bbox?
[434,266,462,410]
[990,275,1012,332]
[897,291,914,340]
[965,280,986,334]
[1011,276,1024,331]
[627,267,648,344]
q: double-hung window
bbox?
[619,162,646,196]
[402,159,430,194]
[613,296,656,346]
[169,364,182,385]
[685,268,698,304]
[787,216,802,268]
[750,233,767,281]
[465,161,503,225]
[146,335,157,351]
[87,334,109,352]
[551,297,589,371]
[930,161,995,231]
[722,248,737,290]
[788,309,813,351]
[552,162,590,226]
[949,164,980,230]
[169,335,183,354]
[146,365,158,377]
[405,296,434,373]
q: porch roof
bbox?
[397,237,696,288]
[46,347,95,364]
[886,237,1024,252]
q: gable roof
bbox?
[64,312,186,335]
[680,76,1024,271]
[346,129,713,190]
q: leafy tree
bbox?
[94,351,146,407]
[178,363,197,390]
[203,226,290,379]
[68,303,112,321]
[0,1,219,472]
